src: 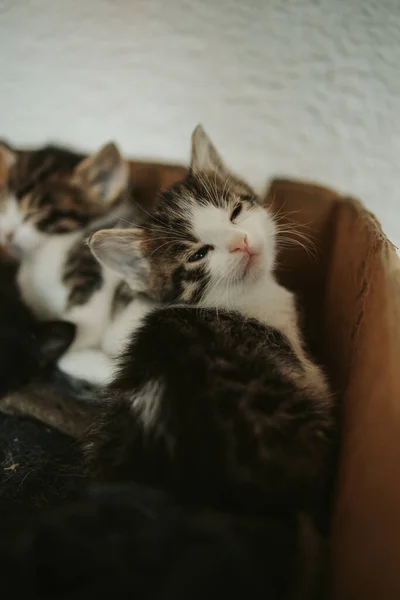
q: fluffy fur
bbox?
[85,126,334,521]
[0,256,317,596]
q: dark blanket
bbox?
[0,413,83,525]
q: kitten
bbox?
[0,247,314,597]
[85,126,333,519]
[0,141,142,385]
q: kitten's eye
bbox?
[230,203,242,222]
[188,245,212,263]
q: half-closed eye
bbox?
[230,203,242,222]
[188,245,213,263]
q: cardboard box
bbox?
[265,178,400,600]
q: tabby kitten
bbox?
[86,126,333,518]
[0,141,140,384]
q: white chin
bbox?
[244,254,262,277]
[244,266,259,282]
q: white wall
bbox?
[1,0,400,243]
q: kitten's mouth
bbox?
[242,252,259,278]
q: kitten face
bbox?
[90,126,277,305]
[0,182,92,257]
[0,142,129,258]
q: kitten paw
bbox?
[58,349,116,386]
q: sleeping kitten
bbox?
[0,141,142,385]
[85,126,333,519]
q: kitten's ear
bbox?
[89,228,150,291]
[74,143,129,205]
[0,141,16,187]
[190,125,229,177]
[37,321,76,365]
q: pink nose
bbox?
[229,235,249,254]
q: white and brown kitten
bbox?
[85,126,333,522]
[0,142,151,385]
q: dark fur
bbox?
[86,307,332,517]
[9,145,85,195]
[0,256,76,397]
[0,255,90,517]
[0,482,302,599]
[0,269,310,597]
[0,249,306,599]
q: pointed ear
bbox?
[0,141,16,187]
[190,125,229,177]
[37,321,76,365]
[89,228,150,291]
[74,143,129,204]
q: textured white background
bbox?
[1,0,399,243]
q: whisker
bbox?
[278,235,318,261]
[278,228,318,249]
[149,240,183,256]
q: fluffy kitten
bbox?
[0,247,314,598]
[0,141,142,385]
[85,126,333,519]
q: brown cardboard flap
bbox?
[265,179,338,365]
[329,201,400,599]
[267,178,400,599]
[128,161,186,213]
